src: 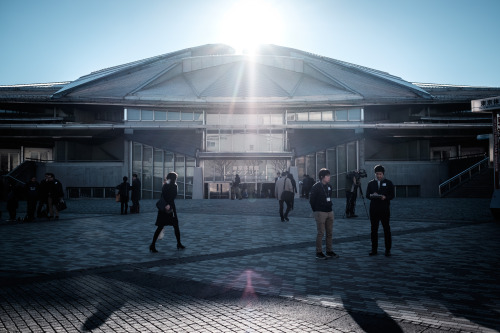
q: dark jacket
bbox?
[309,181,333,212]
[131,178,141,201]
[38,179,49,201]
[25,181,39,201]
[47,179,64,199]
[366,178,394,213]
[155,182,178,227]
[116,182,131,201]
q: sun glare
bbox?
[219,0,284,54]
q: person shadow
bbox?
[340,293,403,333]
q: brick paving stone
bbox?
[0,198,499,332]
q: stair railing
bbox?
[439,157,490,197]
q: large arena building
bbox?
[1,44,499,199]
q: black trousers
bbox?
[279,200,291,219]
[370,211,391,252]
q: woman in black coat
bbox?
[149,172,185,253]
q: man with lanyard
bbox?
[309,168,339,259]
[366,164,395,256]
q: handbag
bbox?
[156,196,167,211]
[164,210,178,226]
[280,178,294,202]
[56,199,67,211]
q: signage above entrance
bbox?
[472,96,500,112]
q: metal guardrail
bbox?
[439,157,490,197]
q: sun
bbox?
[219,0,284,55]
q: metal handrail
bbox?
[439,157,490,197]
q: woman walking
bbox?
[149,172,185,253]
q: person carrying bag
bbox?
[149,172,185,253]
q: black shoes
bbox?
[284,216,289,221]
[369,251,391,256]
[326,251,339,258]
[149,244,158,253]
[316,252,327,260]
[177,243,185,250]
[316,252,339,259]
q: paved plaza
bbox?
[0,196,499,332]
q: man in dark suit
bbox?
[365,165,394,256]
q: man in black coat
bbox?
[365,165,395,256]
[131,174,141,213]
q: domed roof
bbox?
[52,44,432,106]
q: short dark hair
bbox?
[123,176,128,181]
[374,165,385,173]
[166,171,178,182]
[318,168,330,179]
[132,173,138,178]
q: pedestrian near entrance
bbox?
[116,176,131,215]
[150,172,185,253]
[130,174,141,213]
[275,171,293,221]
[46,173,64,220]
[37,173,49,218]
[25,176,39,222]
[366,165,394,257]
[309,168,339,259]
[233,174,242,200]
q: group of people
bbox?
[311,164,394,259]
[6,172,65,222]
[274,165,394,260]
[115,174,141,215]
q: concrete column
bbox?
[192,167,204,199]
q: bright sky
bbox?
[1,0,499,87]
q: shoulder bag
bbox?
[156,196,167,211]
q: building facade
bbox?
[1,44,499,199]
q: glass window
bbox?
[297,112,308,121]
[153,149,163,193]
[270,113,284,124]
[219,133,232,152]
[193,112,202,121]
[348,108,361,121]
[322,111,333,121]
[206,135,219,152]
[181,112,193,121]
[132,142,142,177]
[154,111,167,121]
[127,109,141,120]
[142,146,153,199]
[309,112,322,121]
[141,110,154,121]
[347,142,357,171]
[168,111,180,121]
[337,144,347,176]
[206,113,219,125]
[335,110,348,121]
[286,113,296,122]
[164,152,174,176]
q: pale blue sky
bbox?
[1,0,499,87]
